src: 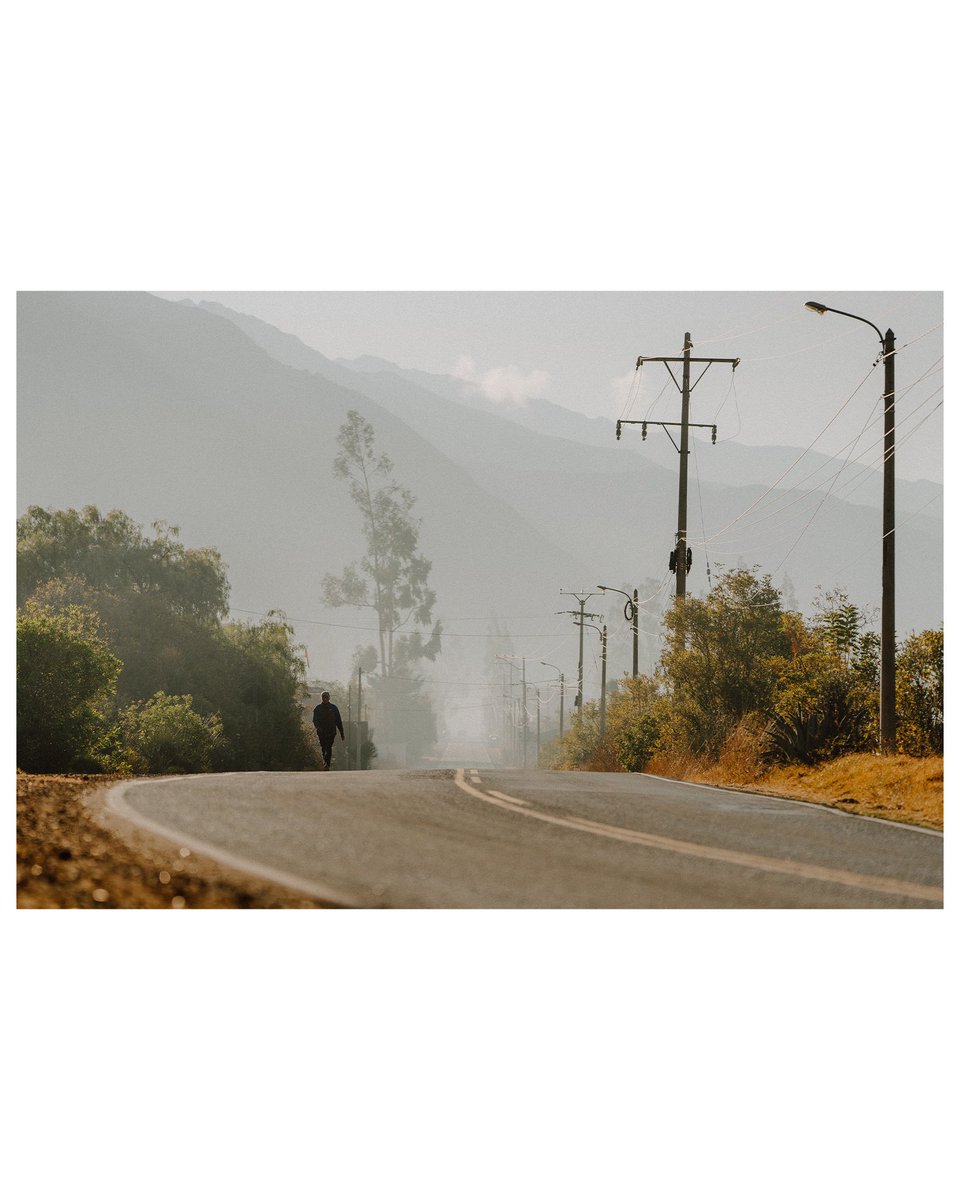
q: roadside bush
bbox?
[17,602,122,773]
[120,692,223,774]
[541,703,610,770]
[896,629,943,756]
[604,676,665,772]
[765,651,876,764]
[659,568,791,756]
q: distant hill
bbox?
[337,352,942,512]
[17,293,596,685]
[18,293,943,701]
[196,299,943,641]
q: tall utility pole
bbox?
[559,606,602,715]
[521,656,528,768]
[618,334,740,600]
[498,653,533,766]
[558,589,600,707]
[805,301,897,752]
[575,619,608,736]
[880,325,896,752]
[356,666,362,770]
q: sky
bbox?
[159,290,943,483]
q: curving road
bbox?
[105,745,942,909]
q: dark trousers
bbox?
[318,736,335,769]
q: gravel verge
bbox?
[16,772,341,909]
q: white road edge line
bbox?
[640,771,944,837]
[105,779,359,908]
[452,771,942,903]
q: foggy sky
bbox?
[157,291,943,483]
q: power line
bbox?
[228,608,579,639]
[696,380,944,548]
[691,358,879,547]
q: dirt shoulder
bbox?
[648,753,944,831]
[17,772,340,909]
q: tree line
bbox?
[17,506,317,774]
[544,567,943,773]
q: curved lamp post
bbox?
[598,583,639,677]
[805,300,896,753]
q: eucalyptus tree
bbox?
[321,410,441,677]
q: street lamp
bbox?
[540,661,565,737]
[598,584,639,677]
[576,620,608,737]
[805,300,896,753]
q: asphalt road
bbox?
[106,744,943,909]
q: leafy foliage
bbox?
[17,601,123,772]
[210,617,316,770]
[604,676,666,772]
[17,508,316,773]
[321,412,441,762]
[17,506,228,621]
[547,572,944,776]
[896,628,943,756]
[659,569,792,754]
[322,411,441,676]
[541,702,607,769]
[120,692,223,774]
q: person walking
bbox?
[312,690,345,770]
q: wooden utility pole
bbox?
[356,666,362,770]
[618,334,739,600]
[880,326,897,753]
[559,589,600,706]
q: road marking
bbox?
[104,779,359,907]
[487,790,530,806]
[641,770,944,836]
[453,771,942,903]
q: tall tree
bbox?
[659,568,792,753]
[322,411,441,676]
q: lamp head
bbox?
[805,300,829,315]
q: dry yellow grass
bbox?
[647,749,943,831]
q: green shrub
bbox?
[541,703,604,769]
[896,629,943,756]
[120,692,223,774]
[766,651,876,764]
[17,602,122,773]
[605,676,665,772]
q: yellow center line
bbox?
[453,770,942,903]
[487,789,530,806]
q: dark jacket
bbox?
[312,701,344,740]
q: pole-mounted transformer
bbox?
[669,547,693,574]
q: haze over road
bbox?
[107,746,942,909]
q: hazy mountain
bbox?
[17,292,597,687]
[338,353,943,512]
[18,293,943,710]
[196,299,943,640]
